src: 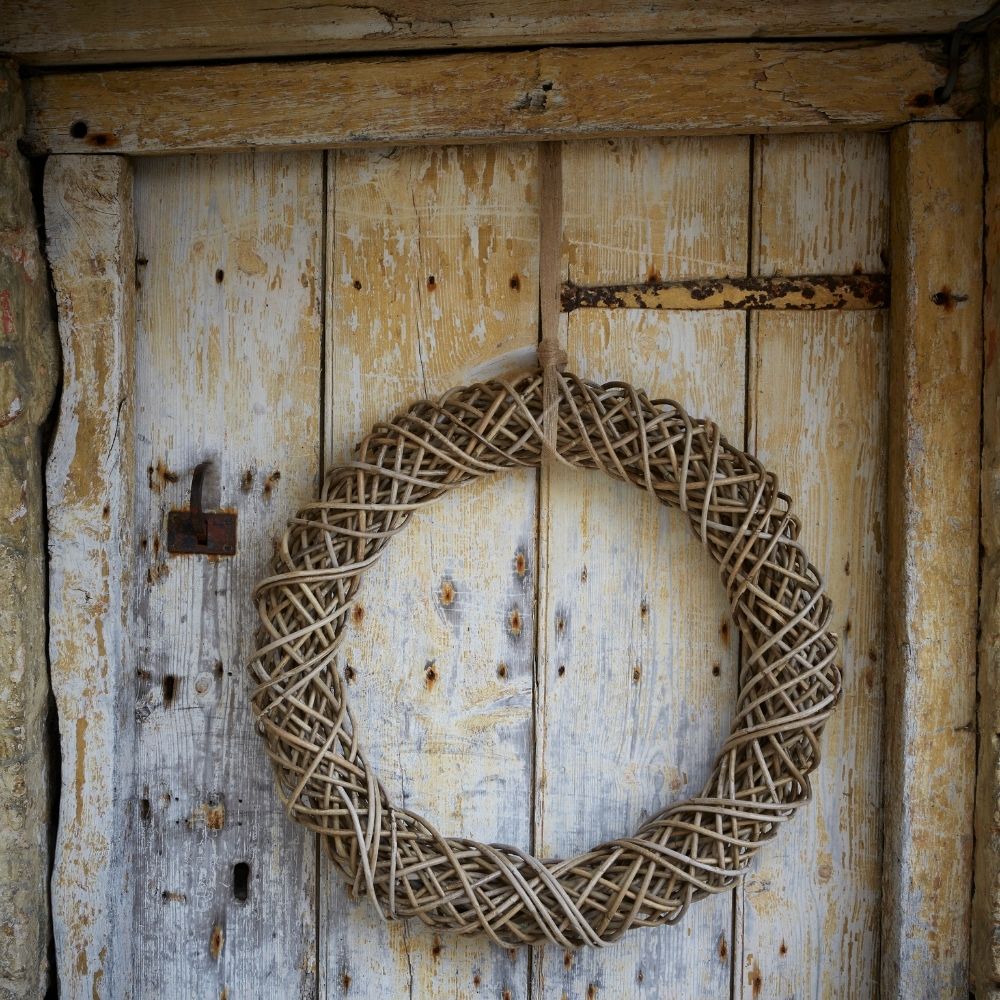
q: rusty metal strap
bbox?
[561,273,889,313]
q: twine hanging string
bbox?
[537,336,571,466]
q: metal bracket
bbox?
[166,461,237,556]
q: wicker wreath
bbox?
[249,344,840,949]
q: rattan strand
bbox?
[249,360,840,949]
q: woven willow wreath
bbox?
[249,345,840,949]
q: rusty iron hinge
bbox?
[166,460,237,556]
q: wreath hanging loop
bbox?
[538,334,570,465]
[249,349,840,949]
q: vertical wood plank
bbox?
[739,132,889,1000]
[973,28,1000,999]
[883,122,982,1000]
[44,155,137,1000]
[533,136,748,999]
[321,144,539,1000]
[0,60,60,1000]
[131,152,323,997]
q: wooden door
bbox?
[46,133,890,998]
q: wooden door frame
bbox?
[1,27,994,998]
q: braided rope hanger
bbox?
[249,339,840,948]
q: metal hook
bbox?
[166,460,237,556]
[189,461,211,544]
[935,1,1000,105]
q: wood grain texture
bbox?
[21,41,980,157]
[562,136,751,285]
[883,122,982,1000]
[2,1,992,65]
[532,136,748,999]
[44,154,137,1000]
[0,60,60,999]
[738,133,889,1000]
[130,152,323,997]
[974,28,1000,998]
[320,144,539,999]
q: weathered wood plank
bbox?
[738,132,889,1000]
[21,41,980,157]
[532,135,748,998]
[44,154,137,1000]
[561,136,751,284]
[535,310,746,998]
[320,144,539,999]
[130,152,322,997]
[0,59,60,1000]
[973,27,1000,999]
[883,122,982,999]
[2,1,992,65]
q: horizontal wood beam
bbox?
[22,41,983,156]
[561,274,888,312]
[2,1,993,67]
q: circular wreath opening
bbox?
[249,366,840,950]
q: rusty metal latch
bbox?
[166,461,237,556]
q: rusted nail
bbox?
[210,925,225,960]
[930,287,968,310]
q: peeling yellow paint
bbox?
[234,238,267,276]
[74,716,87,826]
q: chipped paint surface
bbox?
[538,309,746,997]
[129,151,322,998]
[322,144,538,999]
[533,134,750,999]
[45,154,136,1000]
[739,133,889,999]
